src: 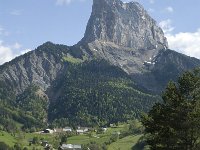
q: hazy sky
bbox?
[0,0,200,64]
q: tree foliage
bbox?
[142,69,200,150]
[49,60,159,127]
[0,84,48,132]
[0,142,10,150]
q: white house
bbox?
[76,127,89,134]
[102,127,107,132]
[42,129,54,134]
[63,127,72,132]
[60,144,81,150]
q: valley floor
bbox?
[0,124,142,150]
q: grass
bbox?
[0,131,17,146]
[108,135,142,150]
[67,123,139,148]
[63,55,83,64]
[67,132,112,145]
[68,135,91,145]
[0,123,142,149]
[0,131,58,149]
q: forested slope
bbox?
[48,60,160,127]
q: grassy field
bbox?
[108,135,142,150]
[0,131,17,146]
[0,124,142,149]
[0,131,56,149]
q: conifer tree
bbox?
[142,69,200,150]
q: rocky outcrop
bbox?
[131,50,200,93]
[78,0,168,74]
[81,0,168,50]
[76,0,200,92]
[0,42,69,94]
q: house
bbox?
[110,124,114,127]
[42,129,54,134]
[76,127,89,134]
[76,129,84,134]
[63,127,72,132]
[102,127,107,132]
[60,144,82,150]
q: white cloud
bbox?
[55,0,86,5]
[166,29,200,59]
[56,0,73,5]
[0,41,31,65]
[159,19,200,59]
[159,19,175,34]
[20,49,31,55]
[13,42,22,49]
[165,6,174,13]
[0,41,15,65]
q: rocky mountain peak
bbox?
[80,0,168,50]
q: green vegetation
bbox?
[3,42,200,149]
[0,131,17,146]
[142,69,200,149]
[0,56,160,131]
[0,42,160,132]
[0,85,48,133]
[16,85,48,130]
[49,59,160,127]
[0,141,11,150]
[108,135,142,150]
[0,122,143,150]
[67,123,144,150]
[63,55,83,64]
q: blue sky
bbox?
[0,0,200,64]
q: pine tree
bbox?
[142,69,200,150]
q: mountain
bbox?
[0,0,200,129]
[48,59,160,127]
[81,0,168,48]
[75,0,200,92]
[0,42,69,94]
[78,0,168,75]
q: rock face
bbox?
[78,0,168,74]
[0,42,69,94]
[76,0,200,92]
[81,0,168,49]
[131,50,200,92]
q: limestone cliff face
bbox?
[75,0,200,92]
[78,0,168,74]
[81,0,168,50]
[0,42,68,94]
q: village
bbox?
[30,126,110,150]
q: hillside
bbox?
[0,0,200,130]
[48,60,160,127]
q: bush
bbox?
[132,136,147,150]
[32,137,39,144]
[23,147,28,150]
[110,134,119,143]
[13,143,22,150]
[0,142,10,150]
